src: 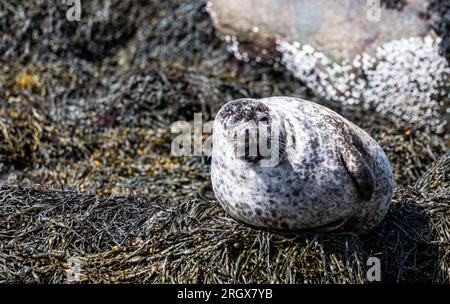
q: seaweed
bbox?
[0,152,448,283]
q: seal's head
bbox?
[215,99,285,164]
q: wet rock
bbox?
[208,0,431,61]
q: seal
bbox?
[211,97,394,233]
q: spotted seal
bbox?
[211,97,394,233]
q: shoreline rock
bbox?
[208,0,431,61]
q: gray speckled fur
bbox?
[211,97,394,234]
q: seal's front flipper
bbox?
[339,143,375,201]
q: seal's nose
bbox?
[234,125,272,162]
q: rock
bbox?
[208,0,431,61]
[208,0,449,134]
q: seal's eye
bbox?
[258,116,269,123]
